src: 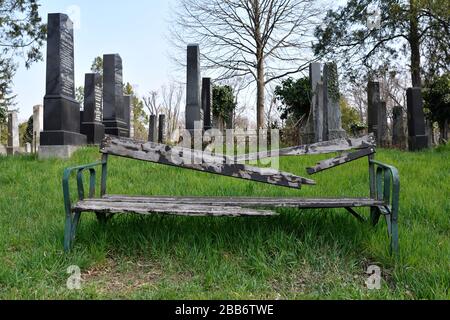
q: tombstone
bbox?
[202,78,212,131]
[25,143,32,154]
[302,63,323,144]
[103,54,129,137]
[40,13,87,154]
[158,114,166,144]
[32,105,44,153]
[407,88,429,151]
[7,111,20,155]
[322,62,346,140]
[392,106,407,149]
[123,95,131,138]
[186,44,203,132]
[148,115,158,143]
[368,81,381,144]
[379,101,390,147]
[81,73,105,145]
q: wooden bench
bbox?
[62,134,400,254]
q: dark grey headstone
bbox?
[186,44,203,131]
[392,106,407,149]
[379,101,390,147]
[323,62,346,140]
[202,78,212,131]
[103,54,129,137]
[368,81,381,144]
[81,73,105,145]
[158,114,166,144]
[148,115,158,143]
[407,88,429,151]
[40,13,86,146]
[303,63,323,144]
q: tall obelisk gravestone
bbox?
[81,73,105,144]
[407,88,429,151]
[123,95,131,138]
[40,13,86,158]
[202,78,212,131]
[303,63,323,143]
[368,81,381,144]
[186,45,203,133]
[103,54,129,137]
[7,111,20,155]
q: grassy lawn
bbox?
[0,145,449,299]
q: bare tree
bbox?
[143,91,162,117]
[161,83,184,138]
[170,0,321,130]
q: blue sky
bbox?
[12,0,173,121]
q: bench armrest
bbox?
[369,159,400,254]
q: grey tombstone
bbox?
[303,63,323,144]
[392,106,407,149]
[368,81,381,144]
[103,54,129,137]
[123,95,131,138]
[407,88,429,151]
[322,62,346,140]
[379,101,390,147]
[81,73,105,144]
[148,115,158,143]
[7,111,20,155]
[32,105,43,153]
[202,78,212,131]
[158,114,166,144]
[40,13,87,147]
[186,44,203,132]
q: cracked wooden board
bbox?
[100,136,315,189]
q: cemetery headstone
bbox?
[323,62,346,140]
[303,63,323,143]
[392,106,407,149]
[202,78,212,131]
[123,95,131,138]
[368,81,381,144]
[407,87,429,151]
[379,101,390,147]
[40,13,87,152]
[148,115,158,143]
[81,73,105,144]
[32,105,43,153]
[7,111,20,155]
[186,44,203,132]
[103,54,129,137]
[158,114,166,144]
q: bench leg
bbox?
[96,212,115,225]
[64,211,82,252]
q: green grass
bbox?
[0,145,449,299]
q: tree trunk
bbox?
[256,58,265,130]
[409,0,422,88]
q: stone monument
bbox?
[148,115,158,143]
[202,78,212,131]
[7,111,20,155]
[186,44,203,132]
[40,13,87,159]
[123,95,131,138]
[407,88,429,151]
[103,54,129,137]
[32,105,43,153]
[81,73,105,145]
[392,106,407,149]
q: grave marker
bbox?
[81,73,105,144]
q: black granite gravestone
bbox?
[148,115,157,142]
[103,54,129,137]
[186,45,203,131]
[81,73,105,144]
[202,78,212,131]
[407,88,429,151]
[158,114,166,144]
[368,81,381,144]
[40,13,86,146]
[392,106,407,149]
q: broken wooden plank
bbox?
[74,200,278,217]
[232,135,376,162]
[100,136,316,189]
[96,195,384,209]
[306,147,376,175]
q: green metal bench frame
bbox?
[62,138,400,255]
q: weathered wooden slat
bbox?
[100,136,315,189]
[306,147,376,175]
[74,201,278,217]
[94,195,384,208]
[232,135,376,162]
